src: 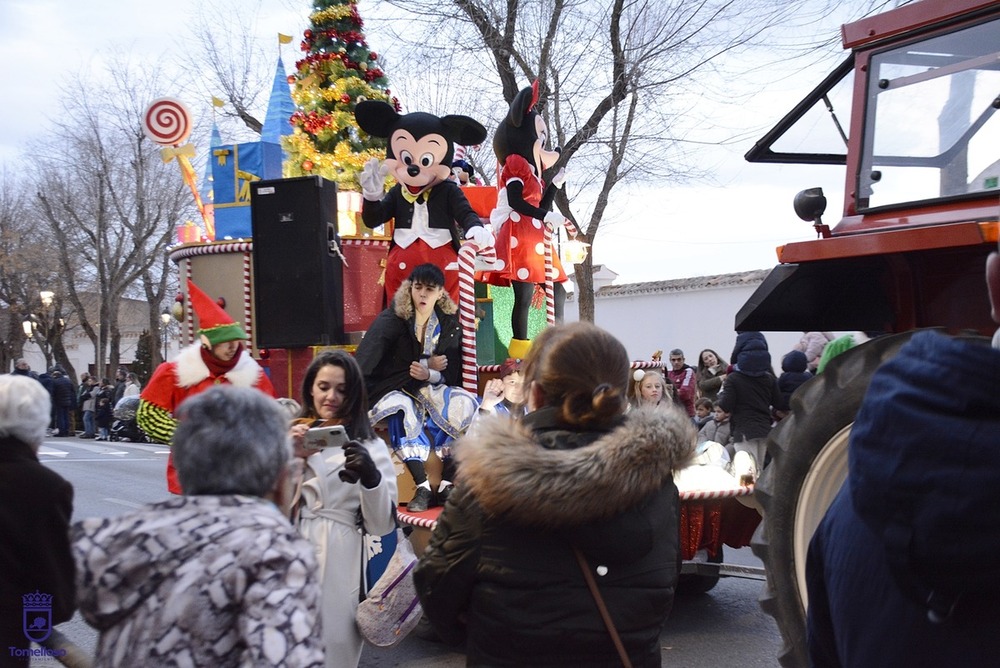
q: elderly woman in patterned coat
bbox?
[72,387,324,667]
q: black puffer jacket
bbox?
[51,373,77,408]
[354,280,462,403]
[413,405,696,667]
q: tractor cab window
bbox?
[858,16,1000,210]
[744,57,854,166]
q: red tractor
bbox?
[737,1,1000,664]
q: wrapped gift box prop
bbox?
[214,142,284,240]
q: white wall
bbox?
[565,277,803,372]
[18,331,179,379]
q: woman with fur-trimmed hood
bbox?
[414,322,696,667]
[355,263,478,512]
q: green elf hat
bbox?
[187,279,249,346]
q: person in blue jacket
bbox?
[806,243,1000,666]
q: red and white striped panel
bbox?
[457,241,496,392]
[169,240,253,263]
[242,252,253,340]
[678,486,755,501]
[397,508,439,529]
[542,225,555,326]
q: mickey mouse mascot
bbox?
[355,101,494,305]
[478,81,573,359]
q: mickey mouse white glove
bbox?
[543,210,566,229]
[551,167,567,189]
[360,158,389,201]
[465,225,495,248]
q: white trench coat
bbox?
[297,437,398,668]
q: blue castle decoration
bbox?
[211,55,294,239]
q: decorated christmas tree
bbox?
[283,0,398,189]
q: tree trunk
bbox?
[575,254,595,323]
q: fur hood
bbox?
[173,342,263,389]
[457,407,696,528]
[392,279,458,320]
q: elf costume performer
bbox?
[478,81,574,359]
[137,280,276,494]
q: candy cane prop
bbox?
[543,224,556,326]
[457,241,496,392]
[142,98,214,239]
[679,486,754,501]
[184,262,195,346]
[242,252,253,341]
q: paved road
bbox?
[37,436,783,667]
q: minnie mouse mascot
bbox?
[478,81,573,359]
[355,101,494,304]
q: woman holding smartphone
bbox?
[290,350,398,668]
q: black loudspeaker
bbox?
[251,176,345,348]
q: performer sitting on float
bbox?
[355,263,478,512]
[478,81,576,359]
[354,101,494,305]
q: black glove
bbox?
[339,440,381,488]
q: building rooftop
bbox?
[595,268,771,298]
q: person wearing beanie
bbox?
[794,331,835,372]
[137,280,276,494]
[816,331,877,374]
[776,349,813,416]
[729,331,768,373]
[717,336,780,485]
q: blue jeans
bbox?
[55,407,70,436]
[83,410,95,437]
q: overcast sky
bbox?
[0,0,862,285]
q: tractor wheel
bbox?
[751,332,917,667]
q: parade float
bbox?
[152,0,761,599]
[153,6,568,400]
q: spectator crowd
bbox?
[12,293,987,668]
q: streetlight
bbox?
[31,290,62,370]
[160,312,172,361]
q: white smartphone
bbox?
[304,425,349,450]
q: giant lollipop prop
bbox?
[143,98,214,239]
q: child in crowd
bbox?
[693,397,713,429]
[776,349,813,420]
[95,379,114,441]
[477,358,525,419]
[630,369,676,411]
[698,403,734,456]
